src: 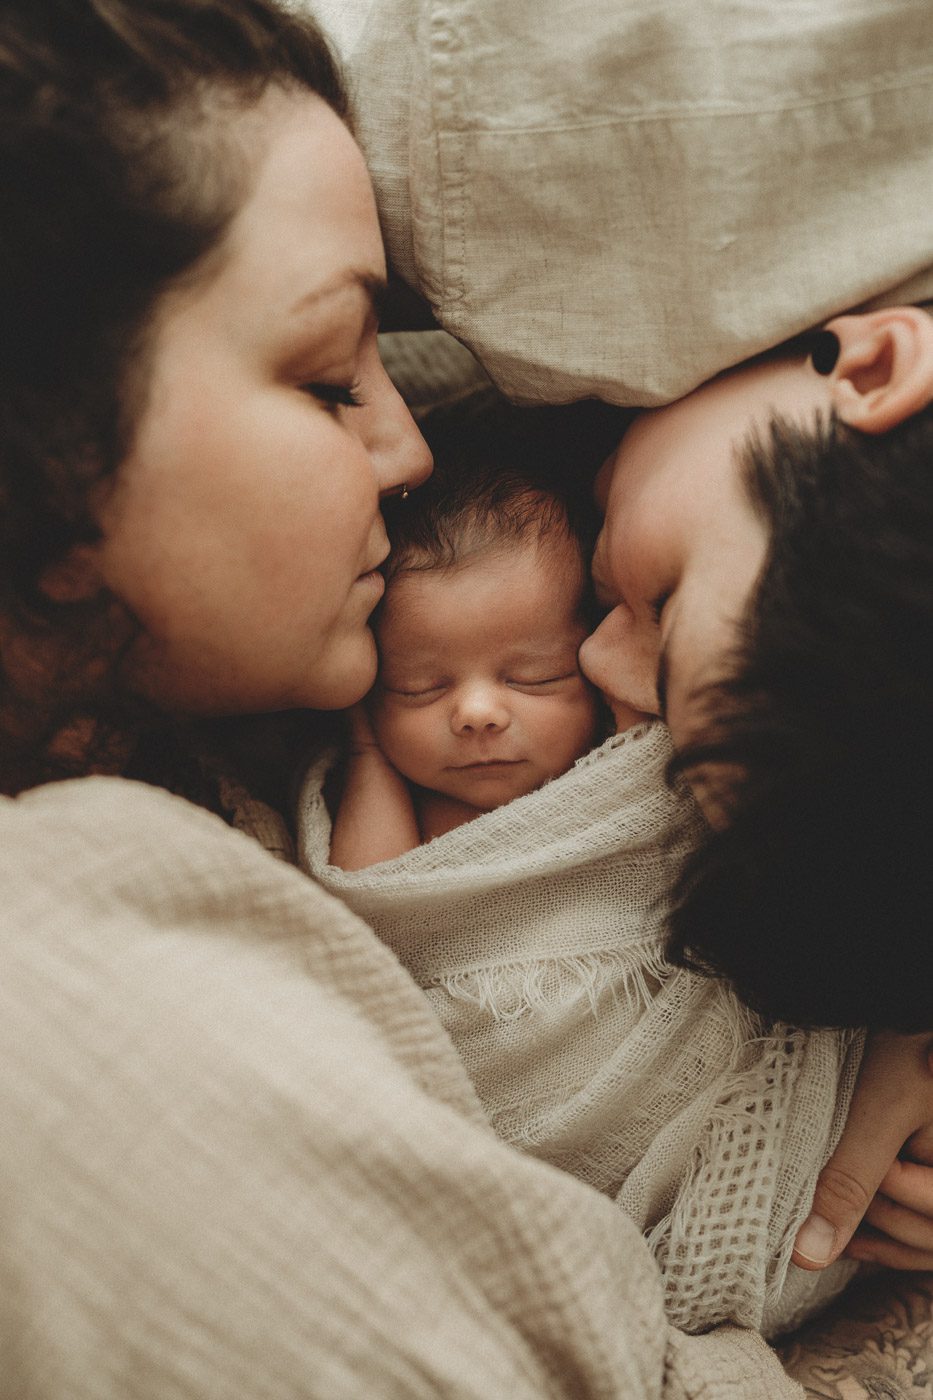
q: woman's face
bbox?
[89,90,432,715]
[579,353,834,747]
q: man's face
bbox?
[579,351,834,750]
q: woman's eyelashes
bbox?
[302,381,365,410]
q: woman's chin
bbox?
[301,636,379,712]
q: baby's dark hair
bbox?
[382,392,615,611]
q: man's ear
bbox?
[39,545,103,603]
[825,306,933,435]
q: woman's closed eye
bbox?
[301,381,365,411]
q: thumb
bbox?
[793,1032,933,1271]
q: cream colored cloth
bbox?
[300,723,863,1339]
[0,775,804,1398]
[310,0,933,405]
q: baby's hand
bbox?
[331,701,420,868]
[345,702,382,758]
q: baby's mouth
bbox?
[454,759,525,770]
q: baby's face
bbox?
[372,533,601,812]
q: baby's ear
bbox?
[825,306,933,434]
[39,545,104,603]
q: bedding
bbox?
[309,0,933,406]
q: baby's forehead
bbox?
[393,517,582,582]
[376,533,586,660]
[386,528,579,601]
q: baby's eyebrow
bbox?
[508,638,580,659]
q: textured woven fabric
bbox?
[300,722,863,1337]
[0,776,804,1398]
[310,0,933,405]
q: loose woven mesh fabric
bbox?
[299,722,862,1338]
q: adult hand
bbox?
[793,1031,933,1272]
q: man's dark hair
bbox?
[382,391,617,611]
[0,0,347,795]
[666,407,933,1031]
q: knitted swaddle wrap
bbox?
[299,722,862,1337]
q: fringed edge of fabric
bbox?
[425,939,676,1022]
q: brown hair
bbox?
[0,0,348,794]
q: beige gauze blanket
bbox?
[300,721,863,1339]
[0,775,806,1399]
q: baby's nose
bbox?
[451,683,510,734]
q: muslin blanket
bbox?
[1,774,809,1398]
[299,720,863,1338]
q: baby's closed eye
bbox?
[381,681,447,701]
[507,670,582,692]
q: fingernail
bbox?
[794,1214,837,1264]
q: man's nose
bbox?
[450,682,511,735]
[578,605,660,725]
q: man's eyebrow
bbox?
[290,270,389,323]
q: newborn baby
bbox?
[330,403,604,865]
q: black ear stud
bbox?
[809,329,840,376]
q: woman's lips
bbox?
[355,568,386,598]
[359,539,390,579]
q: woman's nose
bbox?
[450,683,511,735]
[358,350,433,497]
[578,605,660,728]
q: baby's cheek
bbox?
[532,691,598,761]
[579,690,604,749]
[561,688,603,759]
[373,701,427,772]
[370,697,398,747]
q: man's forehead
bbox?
[588,532,618,606]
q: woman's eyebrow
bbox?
[357,272,390,326]
[289,270,389,324]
